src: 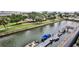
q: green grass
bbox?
[0,19,63,36]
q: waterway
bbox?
[0,20,78,47]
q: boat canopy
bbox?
[41,34,51,40]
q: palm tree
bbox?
[0,17,9,29]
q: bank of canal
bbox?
[0,20,77,47]
[0,19,62,37]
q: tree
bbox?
[35,16,42,23]
[42,11,48,20]
[28,12,43,22]
[58,13,63,19]
[8,14,27,24]
[0,17,9,29]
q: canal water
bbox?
[0,21,78,47]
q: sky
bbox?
[0,0,79,12]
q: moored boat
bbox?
[41,34,51,42]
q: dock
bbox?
[37,23,79,47]
[58,27,79,47]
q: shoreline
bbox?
[0,20,62,37]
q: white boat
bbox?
[52,34,59,41]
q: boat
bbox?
[52,34,59,42]
[41,34,51,42]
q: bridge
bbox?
[37,21,79,47]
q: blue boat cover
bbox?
[41,34,51,40]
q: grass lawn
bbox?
[0,19,62,36]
